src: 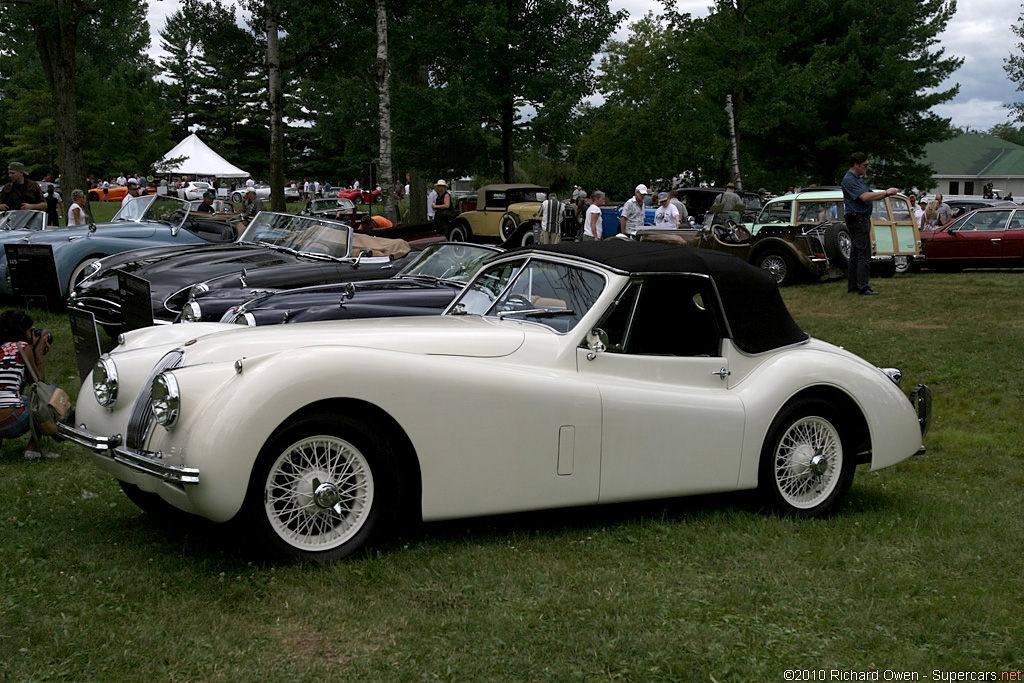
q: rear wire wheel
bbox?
[758,399,856,517]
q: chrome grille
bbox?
[125,348,185,449]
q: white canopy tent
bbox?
[154,133,249,179]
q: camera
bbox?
[31,327,54,345]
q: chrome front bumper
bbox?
[910,384,932,438]
[59,423,200,485]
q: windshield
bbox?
[240,211,352,258]
[398,243,500,283]
[113,194,189,227]
[451,257,606,333]
[310,197,356,212]
[0,210,46,231]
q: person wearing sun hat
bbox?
[654,191,681,228]
[714,182,744,212]
[430,179,456,227]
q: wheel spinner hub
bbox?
[313,480,342,511]
[791,443,827,477]
[291,470,334,512]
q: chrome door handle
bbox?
[712,367,731,379]
[990,238,1001,242]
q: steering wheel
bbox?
[724,218,741,242]
[503,293,533,311]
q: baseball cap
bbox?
[658,192,669,201]
[635,184,649,195]
[203,190,215,199]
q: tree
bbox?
[1006,4,1024,124]
[428,0,625,182]
[1,0,170,182]
[580,0,962,194]
[687,0,961,190]
[158,0,212,140]
[0,0,144,195]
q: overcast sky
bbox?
[146,0,1023,131]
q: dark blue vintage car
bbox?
[69,211,424,334]
[212,242,502,326]
[2,195,238,297]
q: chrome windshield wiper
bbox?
[496,308,575,319]
[257,243,300,256]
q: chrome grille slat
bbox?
[125,348,185,449]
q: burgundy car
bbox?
[920,206,1024,270]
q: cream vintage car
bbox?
[446,183,550,242]
[61,241,931,562]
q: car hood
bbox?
[240,278,460,324]
[0,219,160,246]
[127,315,526,360]
[78,244,294,298]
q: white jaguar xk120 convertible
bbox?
[61,241,931,561]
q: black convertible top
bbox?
[524,240,808,354]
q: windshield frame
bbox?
[238,211,357,259]
[0,210,47,231]
[112,194,190,232]
[446,253,609,334]
[397,243,502,284]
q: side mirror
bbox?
[338,282,356,306]
[585,328,609,361]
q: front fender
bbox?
[153,346,428,522]
[733,347,923,489]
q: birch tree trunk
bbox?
[266,7,286,211]
[375,0,396,223]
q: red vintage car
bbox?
[336,188,383,204]
[919,206,1024,270]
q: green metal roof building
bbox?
[922,132,1024,199]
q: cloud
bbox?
[933,98,1014,130]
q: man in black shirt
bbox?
[194,190,217,214]
[0,162,46,212]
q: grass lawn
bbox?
[1,270,1021,681]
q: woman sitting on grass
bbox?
[0,310,56,459]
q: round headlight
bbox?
[80,261,102,283]
[93,357,118,407]
[237,312,256,326]
[181,301,202,322]
[189,283,209,299]
[151,372,180,428]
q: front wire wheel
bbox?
[245,414,400,561]
[264,435,374,553]
[759,400,855,517]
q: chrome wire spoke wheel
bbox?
[839,232,852,260]
[761,254,787,283]
[263,435,375,552]
[773,416,842,509]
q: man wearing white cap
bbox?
[619,183,648,235]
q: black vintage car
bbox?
[69,212,419,335]
[213,242,502,326]
[677,186,762,224]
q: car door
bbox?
[999,209,1024,262]
[577,275,745,504]
[945,209,1013,263]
